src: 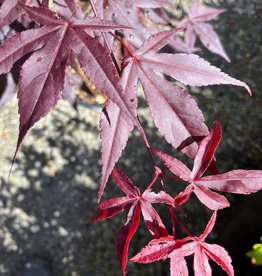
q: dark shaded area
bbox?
[195,1,262,275]
[200,0,262,168]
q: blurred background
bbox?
[0,0,261,275]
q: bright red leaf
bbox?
[116,203,140,275]
[132,212,234,276]
[89,167,174,274]
[153,121,262,210]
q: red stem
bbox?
[109,32,134,58]
[169,205,176,237]
[159,177,192,237]
[136,116,156,166]
[160,178,176,237]
[146,169,160,190]
[160,173,183,181]
[174,212,193,237]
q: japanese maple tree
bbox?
[0,0,261,275]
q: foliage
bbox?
[246,237,262,266]
[0,0,261,275]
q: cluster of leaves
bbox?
[0,0,261,275]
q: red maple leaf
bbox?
[94,0,171,49]
[178,0,230,61]
[0,1,137,156]
[89,167,174,275]
[153,121,262,210]
[98,99,135,201]
[98,26,251,201]
[131,211,234,276]
[120,28,250,156]
[0,0,49,27]
[170,31,201,54]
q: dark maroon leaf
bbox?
[116,203,140,275]
[96,0,153,48]
[0,3,138,163]
[17,28,69,153]
[125,27,210,158]
[71,28,137,125]
[21,5,65,26]
[0,0,22,27]
[139,69,208,158]
[0,25,60,75]
[0,0,48,27]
